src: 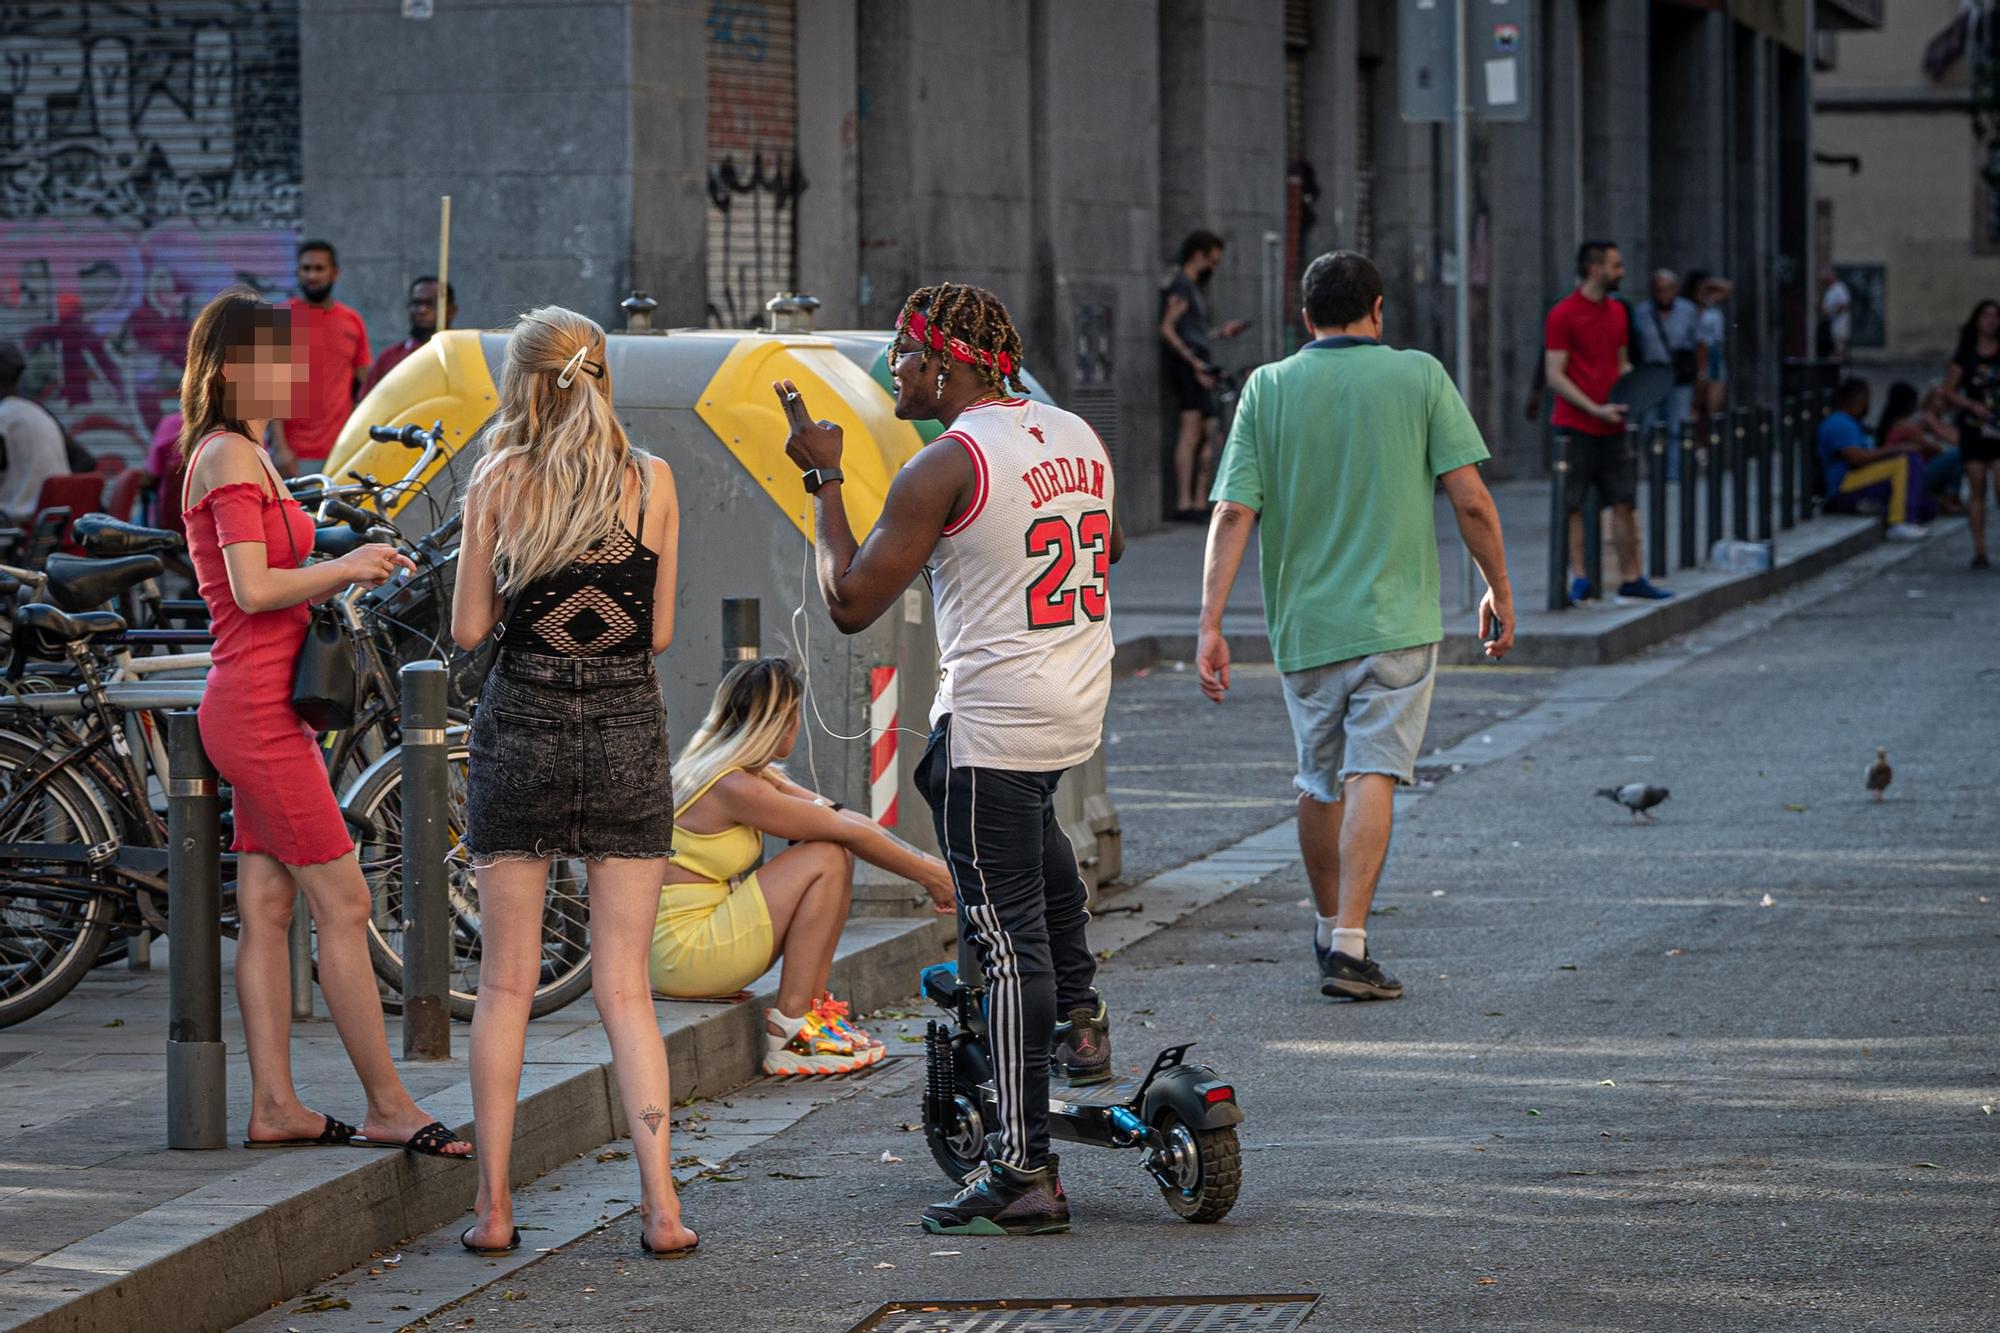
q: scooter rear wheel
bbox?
[1151,1108,1241,1223]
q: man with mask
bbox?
[1160,230,1249,520]
[362,276,458,397]
[277,240,371,475]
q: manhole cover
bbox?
[849,1293,1317,1332]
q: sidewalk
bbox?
[1110,477,1889,669]
[0,917,951,1333]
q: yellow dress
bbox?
[648,767,776,997]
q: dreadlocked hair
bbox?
[895,283,1028,397]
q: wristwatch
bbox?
[802,466,844,494]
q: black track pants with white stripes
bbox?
[917,718,1098,1170]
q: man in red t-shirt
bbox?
[277,240,371,475]
[1543,241,1672,604]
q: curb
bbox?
[1112,521,1884,675]
[0,917,953,1333]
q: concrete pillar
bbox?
[630,0,709,327]
[795,0,860,326]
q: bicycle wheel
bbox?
[347,737,593,1020]
[0,735,121,1027]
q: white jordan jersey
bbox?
[927,397,1115,772]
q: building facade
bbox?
[1814,0,2000,368]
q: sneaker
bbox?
[761,1007,866,1076]
[1316,944,1404,1001]
[921,1138,1070,1236]
[1615,578,1674,603]
[812,993,884,1065]
[1884,523,1929,542]
[1051,991,1111,1085]
[1568,576,1595,604]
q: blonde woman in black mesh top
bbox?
[451,306,695,1259]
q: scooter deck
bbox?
[973,1075,1143,1113]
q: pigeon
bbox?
[1865,747,1892,802]
[1597,783,1669,823]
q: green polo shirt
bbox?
[1210,339,1489,673]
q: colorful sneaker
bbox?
[761,1007,864,1076]
[813,993,884,1066]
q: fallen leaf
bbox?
[930,1250,963,1256]
[1483,1011,1504,1017]
[896,1034,925,1043]
[292,1297,352,1314]
[880,1151,904,1164]
[896,1122,922,1132]
[1526,1109,1542,1117]
[1368,905,1399,917]
[101,1018,124,1028]
[1664,948,1684,957]
[1783,803,1808,813]
[701,1171,747,1182]
[875,1262,895,1269]
[1982,1105,1993,1115]
[1598,1080,1616,1087]
[501,1291,524,1301]
[1912,1161,1940,1169]
[1477,1276,1498,1285]
[1431,889,1446,897]
[1759,893,1776,907]
[768,1170,824,1180]
[1557,964,1578,971]
[596,1150,630,1163]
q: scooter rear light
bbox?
[1203,1084,1234,1104]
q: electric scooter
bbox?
[918,950,1245,1223]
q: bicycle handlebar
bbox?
[366,420,444,451]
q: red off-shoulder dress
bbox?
[182,433,354,866]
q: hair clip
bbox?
[557,346,605,388]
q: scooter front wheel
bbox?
[1150,1109,1241,1222]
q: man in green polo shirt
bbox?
[1196,250,1514,1002]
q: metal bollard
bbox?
[400,662,452,1061]
[1647,424,1668,580]
[1677,424,1698,569]
[1582,482,1604,597]
[1547,433,1571,611]
[166,711,225,1149]
[1756,407,1774,542]
[1730,408,1751,541]
[721,597,760,676]
[1780,396,1797,530]
[1705,416,1725,560]
[288,893,313,1019]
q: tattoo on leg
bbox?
[639,1104,666,1136]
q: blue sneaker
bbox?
[1568,576,1595,604]
[1615,578,1674,603]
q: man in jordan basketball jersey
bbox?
[774,282,1122,1235]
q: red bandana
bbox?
[901,311,1015,376]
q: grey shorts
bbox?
[1279,643,1439,803]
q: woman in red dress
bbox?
[180,289,471,1157]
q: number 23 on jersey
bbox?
[1024,509,1110,629]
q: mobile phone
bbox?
[1484,615,1506,646]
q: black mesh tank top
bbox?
[505,480,659,658]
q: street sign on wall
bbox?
[1398,0,1534,123]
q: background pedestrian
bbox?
[362,276,458,397]
[1160,229,1249,521]
[277,240,371,475]
[1631,268,1700,478]
[1941,298,2000,569]
[1197,249,1513,1004]
[0,341,72,522]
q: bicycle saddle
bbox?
[43,554,166,614]
[13,602,126,652]
[314,524,371,558]
[72,514,185,557]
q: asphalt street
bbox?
[411,532,1996,1333]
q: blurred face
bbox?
[408,281,445,337]
[1193,245,1223,279]
[1846,388,1870,420]
[219,324,300,419]
[297,249,337,302]
[1597,248,1625,292]
[1652,274,1677,306]
[773,704,801,761]
[1980,304,2000,338]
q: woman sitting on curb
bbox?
[651,657,955,1075]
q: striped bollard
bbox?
[868,665,899,826]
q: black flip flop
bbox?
[461,1225,521,1257]
[641,1231,699,1260]
[353,1119,474,1160]
[242,1114,355,1150]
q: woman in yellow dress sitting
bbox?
[651,657,955,1075]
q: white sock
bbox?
[1331,927,1367,960]
[1314,914,1339,949]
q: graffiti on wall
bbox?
[706,0,803,329]
[0,2,300,461]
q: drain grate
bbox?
[849,1293,1317,1332]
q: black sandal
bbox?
[242,1114,356,1150]
[353,1119,474,1160]
[461,1225,521,1257]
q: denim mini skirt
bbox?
[464,649,675,864]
